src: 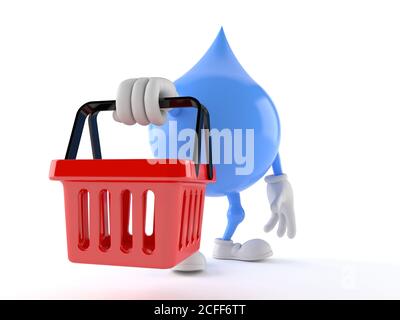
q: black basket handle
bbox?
[65,97,213,180]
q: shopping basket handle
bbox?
[65,97,213,180]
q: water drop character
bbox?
[114,28,296,272]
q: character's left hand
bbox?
[264,174,296,238]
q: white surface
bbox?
[1,0,400,299]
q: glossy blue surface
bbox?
[150,28,281,197]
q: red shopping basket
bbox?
[50,97,215,269]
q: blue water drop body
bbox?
[152,27,281,196]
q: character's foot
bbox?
[213,238,273,261]
[173,251,206,272]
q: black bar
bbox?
[0,300,391,318]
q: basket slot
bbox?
[78,189,90,250]
[89,189,101,251]
[144,190,155,237]
[142,190,155,255]
[192,190,200,243]
[99,190,111,252]
[178,190,189,250]
[197,190,204,240]
[121,190,133,253]
[186,190,194,246]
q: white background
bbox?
[1,0,400,299]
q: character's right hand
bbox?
[114,77,177,126]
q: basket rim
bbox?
[49,159,216,182]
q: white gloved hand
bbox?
[114,77,177,126]
[264,174,296,238]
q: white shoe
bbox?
[173,251,206,272]
[213,238,273,261]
